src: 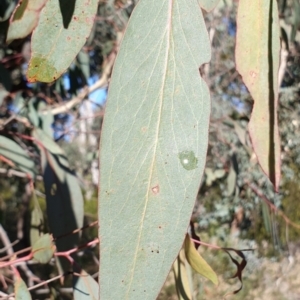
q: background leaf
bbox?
[27,0,98,83]
[236,0,281,190]
[98,0,211,298]
[33,128,84,268]
[15,275,32,300]
[73,269,99,300]
[0,135,37,179]
[7,0,48,43]
[32,233,55,264]
[173,249,193,300]
[184,235,218,285]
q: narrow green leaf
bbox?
[73,269,99,300]
[236,0,281,190]
[15,275,32,300]
[99,0,211,299]
[27,0,98,83]
[0,135,37,179]
[198,0,220,11]
[173,249,192,300]
[184,235,218,285]
[32,233,55,264]
[7,0,48,43]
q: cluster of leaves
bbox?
[0,0,299,299]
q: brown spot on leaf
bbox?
[151,185,159,194]
[249,71,257,78]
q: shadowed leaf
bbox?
[27,0,98,83]
[7,0,48,43]
[98,0,211,298]
[236,0,281,190]
[184,235,218,285]
[33,128,83,270]
[173,249,193,300]
[222,248,252,295]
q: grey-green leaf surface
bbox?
[0,135,37,179]
[15,275,32,300]
[27,0,98,83]
[98,0,211,299]
[32,233,55,264]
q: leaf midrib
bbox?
[126,0,174,296]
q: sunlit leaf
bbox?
[236,0,281,190]
[32,233,55,264]
[73,269,99,300]
[184,235,218,285]
[15,275,32,300]
[99,0,211,298]
[27,0,98,83]
[0,135,37,179]
[7,0,48,43]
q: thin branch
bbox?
[44,53,116,116]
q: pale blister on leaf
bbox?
[184,235,218,285]
[236,0,281,190]
[73,269,99,300]
[27,0,98,83]
[173,249,193,300]
[99,0,211,299]
[197,0,220,12]
[0,135,37,179]
[32,233,55,264]
[15,275,32,300]
[7,0,48,43]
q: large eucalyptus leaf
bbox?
[0,135,37,178]
[236,0,281,190]
[98,0,211,298]
[27,0,98,83]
